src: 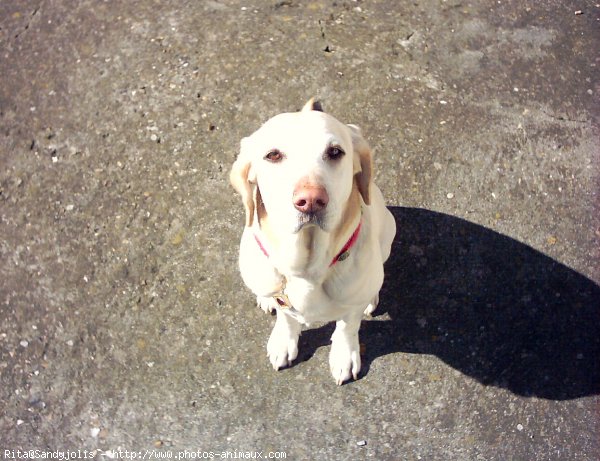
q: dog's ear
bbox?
[230,137,256,227]
[301,97,324,113]
[348,124,372,206]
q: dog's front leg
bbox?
[267,311,302,370]
[256,295,277,314]
[363,293,379,316]
[329,311,363,385]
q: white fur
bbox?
[231,101,396,384]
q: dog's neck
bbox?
[256,186,363,280]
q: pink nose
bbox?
[293,182,329,214]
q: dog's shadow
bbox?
[299,207,600,400]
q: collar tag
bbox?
[329,219,362,267]
[336,251,350,262]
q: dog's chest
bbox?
[283,280,347,324]
[282,262,381,324]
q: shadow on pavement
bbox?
[301,207,600,400]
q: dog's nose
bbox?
[293,183,329,214]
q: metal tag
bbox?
[337,251,350,262]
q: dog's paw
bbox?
[363,294,379,316]
[267,317,300,370]
[257,296,277,314]
[329,332,361,385]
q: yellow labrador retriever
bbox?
[230,99,396,384]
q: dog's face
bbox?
[231,99,372,234]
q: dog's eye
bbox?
[326,145,345,160]
[265,149,284,163]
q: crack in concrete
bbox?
[13,6,41,40]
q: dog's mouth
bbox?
[294,211,327,233]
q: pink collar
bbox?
[254,220,362,268]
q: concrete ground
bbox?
[1,0,598,459]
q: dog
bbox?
[230,99,396,384]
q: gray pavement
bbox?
[1,0,598,459]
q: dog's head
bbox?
[230,99,372,234]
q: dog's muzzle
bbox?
[294,211,327,233]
